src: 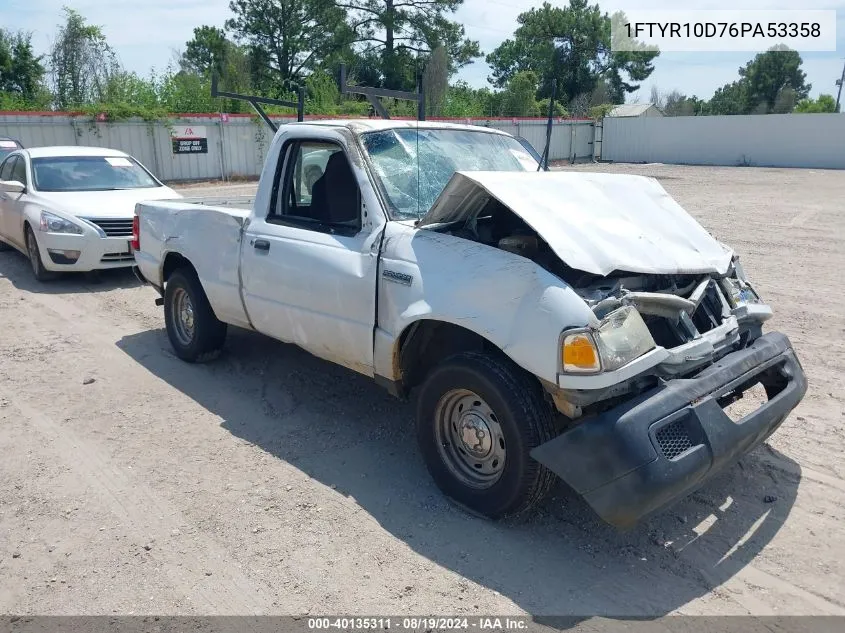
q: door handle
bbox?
[252,239,270,252]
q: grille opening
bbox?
[692,282,724,334]
[100,252,134,263]
[655,419,694,460]
[643,315,687,348]
[84,218,134,237]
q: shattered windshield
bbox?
[360,128,539,220]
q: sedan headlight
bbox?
[561,307,656,374]
[40,211,83,235]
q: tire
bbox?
[24,224,57,282]
[164,267,227,363]
[416,352,556,519]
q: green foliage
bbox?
[50,7,120,109]
[342,0,481,90]
[794,94,837,113]
[739,46,810,113]
[182,26,230,77]
[486,1,658,105]
[1,29,46,98]
[588,103,614,119]
[651,88,709,116]
[500,71,541,116]
[706,46,810,115]
[538,98,568,117]
[226,0,351,87]
[439,81,494,117]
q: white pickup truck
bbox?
[133,120,807,528]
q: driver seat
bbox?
[310,152,359,224]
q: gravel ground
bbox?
[0,163,843,617]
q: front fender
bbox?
[374,222,595,384]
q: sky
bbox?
[4,0,845,103]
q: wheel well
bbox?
[397,320,497,394]
[162,252,195,283]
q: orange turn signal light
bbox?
[562,332,601,373]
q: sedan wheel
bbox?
[25,225,56,282]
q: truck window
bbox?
[269,141,361,235]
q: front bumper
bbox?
[37,231,135,272]
[531,332,807,529]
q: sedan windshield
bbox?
[361,128,539,220]
[31,156,161,192]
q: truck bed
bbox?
[134,200,253,329]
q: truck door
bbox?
[240,137,384,376]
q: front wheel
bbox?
[416,352,556,519]
[25,225,57,282]
[164,268,227,362]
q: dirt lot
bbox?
[1,163,843,617]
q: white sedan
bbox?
[0,146,181,280]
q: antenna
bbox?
[835,58,845,113]
[539,78,556,172]
[211,74,305,132]
[338,64,426,121]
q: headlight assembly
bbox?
[561,306,656,374]
[40,211,83,235]
[724,259,761,306]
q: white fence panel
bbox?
[1,114,598,181]
[603,113,845,169]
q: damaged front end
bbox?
[417,170,807,528]
[555,260,773,416]
[535,263,808,529]
[536,265,807,529]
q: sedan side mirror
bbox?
[0,180,26,194]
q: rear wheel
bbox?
[416,352,556,519]
[25,225,57,282]
[164,268,227,362]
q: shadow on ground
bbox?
[0,250,140,294]
[116,326,802,620]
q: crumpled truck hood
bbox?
[417,170,734,277]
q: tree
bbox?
[500,71,541,117]
[486,1,658,105]
[707,80,749,115]
[794,94,837,113]
[340,0,480,89]
[422,45,449,116]
[739,46,810,114]
[705,46,810,115]
[0,29,46,98]
[181,26,231,78]
[226,0,351,92]
[649,87,707,116]
[440,81,495,117]
[49,7,119,109]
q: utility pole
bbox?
[836,59,845,113]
